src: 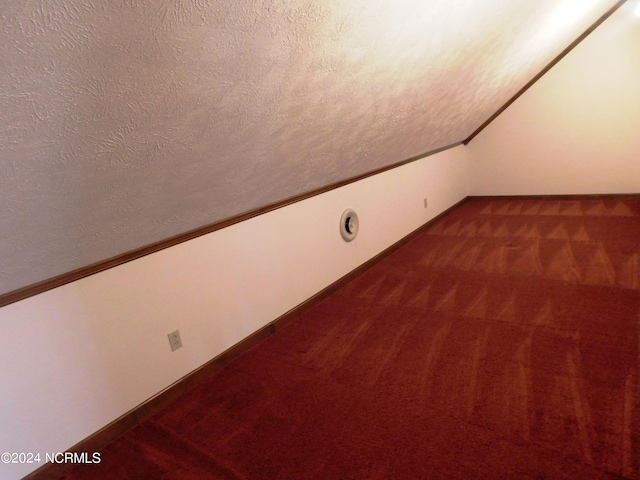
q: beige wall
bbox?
[0,146,469,479]
[467,3,640,195]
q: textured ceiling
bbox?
[0,0,621,295]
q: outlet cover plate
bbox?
[168,329,182,351]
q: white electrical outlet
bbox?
[424,198,428,208]
[168,329,182,351]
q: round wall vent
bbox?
[340,209,359,242]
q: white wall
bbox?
[467,3,640,195]
[0,146,469,479]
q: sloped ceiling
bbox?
[0,0,621,295]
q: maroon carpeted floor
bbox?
[59,197,640,479]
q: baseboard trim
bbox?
[468,193,640,201]
[22,196,469,480]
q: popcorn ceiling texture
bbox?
[0,0,618,295]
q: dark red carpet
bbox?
[59,197,640,479]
